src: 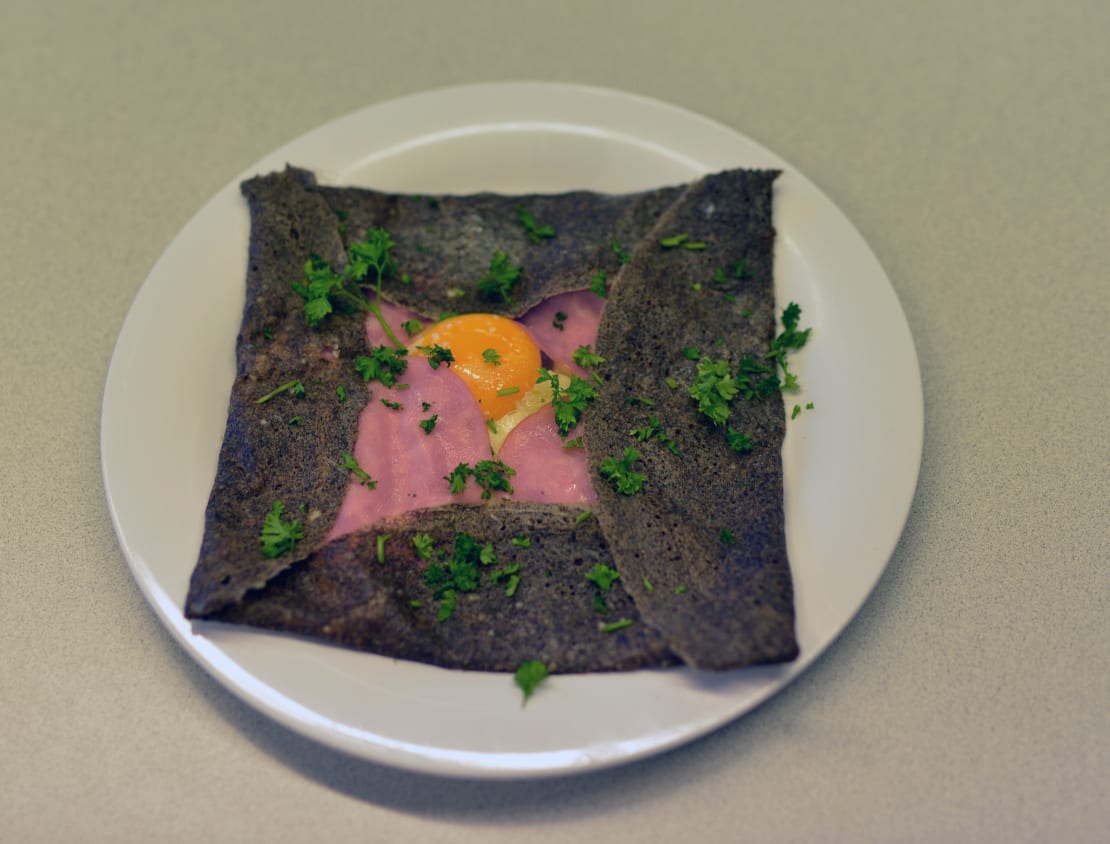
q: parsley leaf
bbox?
[511,535,531,548]
[416,343,454,370]
[259,500,304,559]
[477,250,523,303]
[720,527,737,545]
[585,563,620,592]
[726,428,752,453]
[444,463,470,494]
[355,345,408,387]
[629,415,679,455]
[589,269,609,298]
[516,206,555,244]
[472,459,516,499]
[291,230,405,347]
[401,319,423,337]
[422,532,499,622]
[572,345,606,369]
[412,533,435,560]
[599,447,647,495]
[482,348,502,366]
[338,452,376,487]
[766,302,812,390]
[419,414,438,434]
[688,358,739,426]
[610,237,630,264]
[515,660,549,706]
[444,459,517,499]
[537,368,598,438]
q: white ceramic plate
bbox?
[101,82,922,779]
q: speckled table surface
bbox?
[2,2,1106,841]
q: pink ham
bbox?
[497,407,597,504]
[327,357,492,540]
[520,290,605,376]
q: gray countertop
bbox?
[2,1,1106,841]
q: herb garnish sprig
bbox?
[259,500,304,559]
[291,228,405,348]
[537,368,598,438]
[477,250,523,303]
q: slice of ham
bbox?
[497,408,596,504]
[519,289,606,376]
[327,357,492,541]
[329,294,602,541]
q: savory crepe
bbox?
[184,165,798,673]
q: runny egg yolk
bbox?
[410,313,542,421]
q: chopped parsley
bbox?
[444,463,470,494]
[254,379,305,405]
[575,509,593,525]
[492,563,522,597]
[589,269,609,298]
[674,584,688,595]
[792,404,802,420]
[610,237,630,264]
[719,527,737,545]
[726,428,752,453]
[599,447,646,495]
[401,319,423,337]
[537,368,597,438]
[338,452,375,487]
[380,398,402,410]
[664,376,679,390]
[444,459,517,499]
[496,386,521,397]
[355,345,408,387]
[682,346,701,361]
[482,348,502,366]
[291,228,405,347]
[416,343,454,369]
[287,415,302,426]
[767,302,812,390]
[376,533,391,563]
[472,459,516,499]
[477,250,523,303]
[629,415,679,455]
[419,414,439,434]
[423,532,498,622]
[601,618,634,633]
[259,500,304,559]
[510,535,531,548]
[563,436,584,449]
[516,206,555,244]
[659,233,708,250]
[585,563,620,592]
[412,533,435,560]
[552,311,568,331]
[514,660,549,706]
[336,385,347,402]
[572,345,606,370]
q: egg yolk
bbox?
[410,313,542,420]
